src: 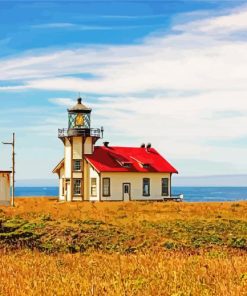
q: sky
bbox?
[0,0,247,182]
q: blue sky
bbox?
[1,0,247,182]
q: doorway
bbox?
[122,183,131,201]
[65,180,71,202]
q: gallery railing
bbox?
[58,128,101,138]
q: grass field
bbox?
[0,198,246,295]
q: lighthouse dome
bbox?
[68,97,91,113]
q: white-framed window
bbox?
[103,178,110,196]
[73,160,81,171]
[91,178,97,196]
[73,179,81,195]
[143,178,150,196]
[161,178,169,196]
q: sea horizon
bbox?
[15,174,247,188]
[14,186,247,202]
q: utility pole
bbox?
[2,133,15,207]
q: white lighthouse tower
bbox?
[53,97,103,201]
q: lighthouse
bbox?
[54,97,103,201]
[53,97,179,202]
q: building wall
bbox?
[59,155,173,202]
[66,180,72,202]
[88,166,100,201]
[72,172,83,178]
[83,160,90,201]
[59,167,65,201]
[72,137,83,201]
[63,136,94,202]
[64,138,71,178]
[100,172,171,201]
[58,163,172,202]
[0,173,10,205]
[73,137,83,159]
[84,137,93,154]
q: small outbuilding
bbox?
[0,171,11,205]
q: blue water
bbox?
[172,187,247,202]
[14,186,247,202]
[15,187,59,197]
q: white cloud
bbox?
[33,23,75,29]
[1,7,247,93]
[92,91,247,150]
[49,98,74,108]
[32,23,161,31]
[175,7,247,33]
[1,5,247,175]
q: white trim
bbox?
[84,158,100,174]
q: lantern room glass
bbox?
[68,113,91,129]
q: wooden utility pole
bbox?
[11,133,15,207]
[2,132,15,207]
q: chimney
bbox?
[77,97,82,104]
[146,143,151,152]
[103,141,110,148]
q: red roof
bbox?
[85,146,178,173]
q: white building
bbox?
[0,171,11,205]
[53,98,178,202]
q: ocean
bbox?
[14,186,247,202]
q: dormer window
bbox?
[114,158,132,168]
[130,157,151,169]
[142,164,150,169]
[122,162,131,168]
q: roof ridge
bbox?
[95,145,155,149]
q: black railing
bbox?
[58,128,101,138]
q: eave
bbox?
[52,159,64,174]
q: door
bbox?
[123,183,131,201]
[65,180,71,202]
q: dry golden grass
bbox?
[3,197,247,222]
[0,198,246,296]
[0,250,246,296]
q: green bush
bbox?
[228,237,246,249]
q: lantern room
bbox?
[68,97,91,130]
[58,97,103,140]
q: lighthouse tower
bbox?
[56,97,103,201]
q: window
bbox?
[123,163,131,168]
[143,178,150,196]
[142,164,150,169]
[162,178,169,196]
[91,178,97,196]
[73,179,81,195]
[123,184,129,194]
[103,178,110,196]
[73,160,81,171]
